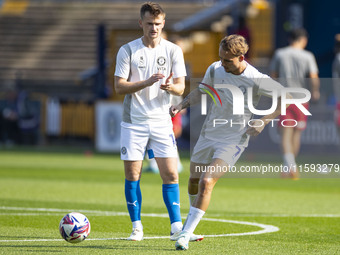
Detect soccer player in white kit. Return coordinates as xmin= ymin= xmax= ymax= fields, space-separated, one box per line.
xmin=170 ymin=35 xmax=290 ymax=250
xmin=114 ymin=2 xmax=202 ymax=242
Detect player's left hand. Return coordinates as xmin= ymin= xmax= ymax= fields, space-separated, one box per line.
xmin=160 ymin=72 xmax=174 ymax=92
xmin=169 ymin=104 xmax=182 ymax=117
xmin=246 ymin=119 xmax=265 ymax=136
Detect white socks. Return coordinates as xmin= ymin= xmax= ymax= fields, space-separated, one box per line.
xmin=283 ymin=153 xmax=297 ymax=172
xmin=182 ymin=206 xmax=205 ymax=234
xmin=133 ymin=220 xmax=182 ymax=234
xmin=171 ymin=221 xmax=183 ymax=234
xmin=132 ymin=220 xmax=143 ymax=230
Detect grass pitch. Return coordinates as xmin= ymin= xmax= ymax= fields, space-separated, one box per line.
xmin=0 ymin=149 xmax=339 ymax=254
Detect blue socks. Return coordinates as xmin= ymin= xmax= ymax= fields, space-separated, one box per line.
xmin=162 ymin=183 xmax=182 ymax=224
xmin=125 ymin=180 xmax=181 ymax=227
xmin=125 ymin=179 xmax=142 ymax=222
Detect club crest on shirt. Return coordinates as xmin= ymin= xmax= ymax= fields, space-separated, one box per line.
xmin=157 ymin=56 xmax=166 ymax=66
xmin=138 ymin=56 xmax=145 ymax=69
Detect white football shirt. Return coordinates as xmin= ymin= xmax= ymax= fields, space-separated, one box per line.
xmin=199 ymin=61 xmax=284 ymax=146
xmin=115 ymin=38 xmax=186 ymax=124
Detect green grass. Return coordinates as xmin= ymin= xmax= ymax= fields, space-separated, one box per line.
xmin=0 ymin=149 xmax=339 ymax=254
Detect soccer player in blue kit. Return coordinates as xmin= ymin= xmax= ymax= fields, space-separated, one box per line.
xmin=114 ymin=2 xmax=202 ymax=242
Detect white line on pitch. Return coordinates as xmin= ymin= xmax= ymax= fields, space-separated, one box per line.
xmin=206 ymin=213 xmax=340 ymax=218
xmin=0 ymin=206 xmax=339 ymax=218
xmin=0 ymin=206 xmax=279 ymax=243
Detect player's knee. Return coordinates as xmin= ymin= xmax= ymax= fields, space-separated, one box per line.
xmin=199 ymin=178 xmax=215 ymax=194
xmin=125 ymin=173 xmax=140 ymax=182
xmin=161 ymin=171 xmax=178 ymax=183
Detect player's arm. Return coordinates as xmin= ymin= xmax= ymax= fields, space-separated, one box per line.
xmin=309 ymin=72 xmax=320 ymax=101
xmin=114 ymin=74 xmax=165 ymax=95
xmin=246 ymin=93 xmax=292 ymax=136
xmin=170 ymin=88 xmax=201 ymax=117
xmin=160 ymin=73 xmax=185 ymax=96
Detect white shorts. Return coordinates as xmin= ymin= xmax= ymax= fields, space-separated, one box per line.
xmin=191 ymin=135 xmax=245 ymax=166
xmin=120 ymin=121 xmax=178 ymax=161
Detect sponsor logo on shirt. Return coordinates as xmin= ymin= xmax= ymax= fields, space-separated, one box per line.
xmin=138 ymin=56 xmax=146 ymax=69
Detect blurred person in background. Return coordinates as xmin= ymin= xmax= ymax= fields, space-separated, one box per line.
xmin=332 ymin=34 xmax=340 ymax=135
xmin=269 ymin=28 xmax=320 ymax=179
xmin=0 ymin=86 xmax=19 ymax=146
xmin=0 ymin=85 xmax=39 ymax=146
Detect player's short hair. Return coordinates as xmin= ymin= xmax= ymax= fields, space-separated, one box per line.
xmin=288 ymin=28 xmax=308 ymax=42
xmin=220 ymin=35 xmax=249 ymax=56
xmin=140 ymin=2 xmax=166 ymax=19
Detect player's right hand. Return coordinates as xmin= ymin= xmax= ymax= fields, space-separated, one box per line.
xmin=169 ymin=105 xmax=181 ymax=117
xmin=145 ymin=73 xmax=165 ymax=86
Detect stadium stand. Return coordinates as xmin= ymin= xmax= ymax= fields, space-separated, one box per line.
xmin=0 ymin=1 xmax=207 ymax=143
xmin=0 ymin=1 xmax=206 ymax=99
xmin=0 ymin=0 xmax=272 ymax=144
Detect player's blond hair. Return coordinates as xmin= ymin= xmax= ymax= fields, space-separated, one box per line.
xmin=140 ymin=2 xmax=166 ymax=19
xmin=220 ymin=35 xmax=249 ymax=56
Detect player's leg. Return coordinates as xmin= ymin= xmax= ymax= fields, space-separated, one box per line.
xmin=292 ymin=104 xmax=308 ymax=157
xmin=156 ymin=157 xmax=178 ymax=184
xmin=148 ymin=122 xmax=183 ymax=236
xmin=292 ymin=128 xmax=303 ymax=157
xmin=193 ymin=159 xmax=226 ymax=210
xmin=172 ymin=113 xmax=183 ymax=173
xmin=188 ymin=161 xmax=207 ymax=208
xmin=279 ymin=105 xmax=298 ymax=178
xmin=169 ymin=162 xmax=206 ymax=243
xmin=120 ymin=122 xmax=148 ymax=241
xmin=149 ymin=123 xmax=204 ymax=241
xmin=124 ymin=160 xmax=144 ymax=240
xmin=156 ymin=157 xmax=183 ymax=235
xmin=280 ymin=126 xmax=294 ymax=155
xmin=187 ymin=135 xmax=213 ymax=206
xmin=175 ymin=158 xmax=227 ymax=250
xmin=182 ymin=137 xmax=213 ymax=242
xmin=280 ymin=126 xmax=298 ymax=178
xmin=176 ymin=144 xmax=245 ymax=250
